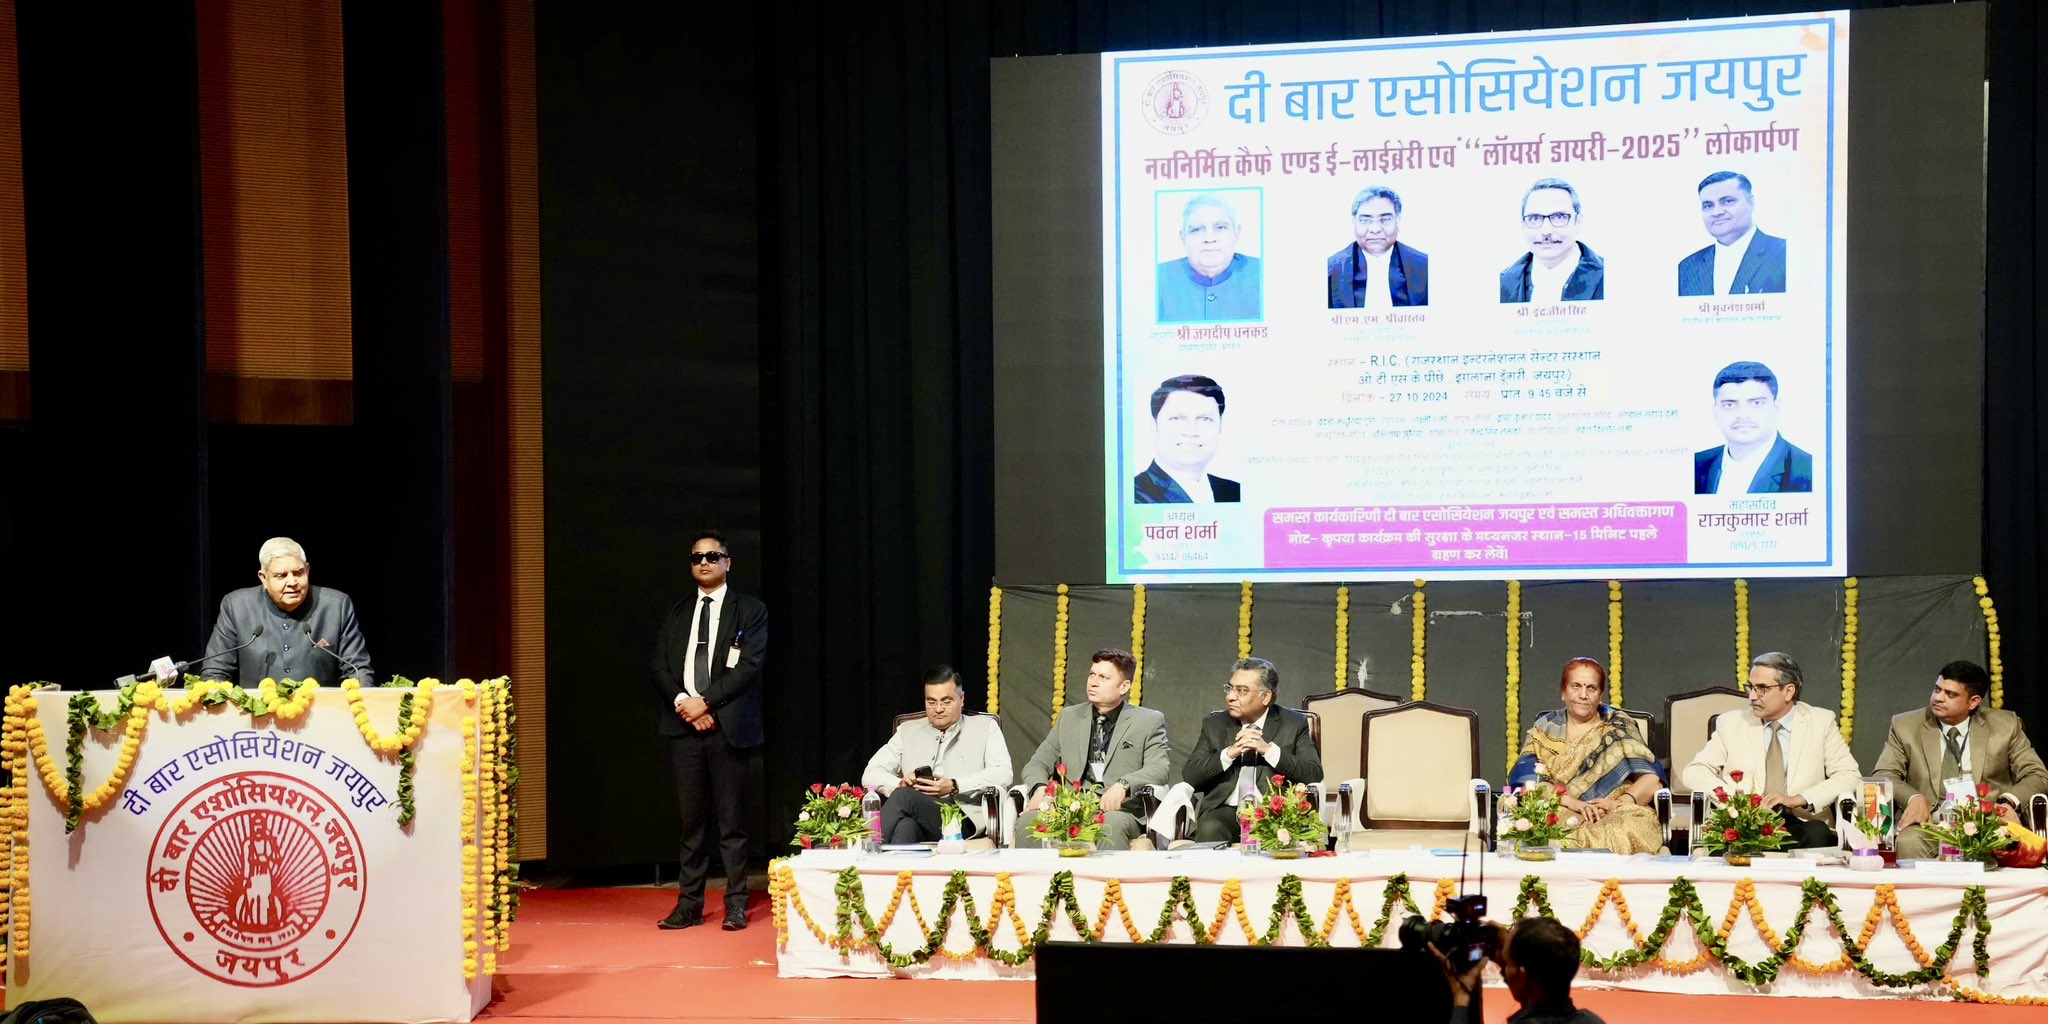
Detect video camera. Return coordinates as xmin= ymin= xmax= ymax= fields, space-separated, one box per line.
xmin=1396 ymin=818 xmax=1495 ymax=969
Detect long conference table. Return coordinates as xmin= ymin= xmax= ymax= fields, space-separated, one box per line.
xmin=771 ymin=846 xmax=2048 ymax=1003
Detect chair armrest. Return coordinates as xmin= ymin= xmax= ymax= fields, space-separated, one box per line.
xmin=2030 ymin=793 xmax=2048 ymax=832
xmin=1654 ymin=788 xmax=1672 ymax=846
xmin=964 ymin=786 xmax=1003 ymax=848
xmin=1137 ymin=783 xmax=1165 ymax=820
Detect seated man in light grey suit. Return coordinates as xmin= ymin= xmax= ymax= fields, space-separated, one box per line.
xmin=861 ymin=666 xmax=1013 ymax=842
xmin=1875 ymin=660 xmax=2048 ymax=859
xmin=1682 ymin=651 xmax=1861 ymax=848
xmin=1017 ymin=647 xmax=1171 ymax=849
xmin=199 ymin=536 xmax=375 ymax=686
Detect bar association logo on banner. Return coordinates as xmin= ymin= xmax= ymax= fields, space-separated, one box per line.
xmin=146 ymin=769 xmax=368 ymax=988
xmin=1142 ymin=70 xmax=1206 ymax=135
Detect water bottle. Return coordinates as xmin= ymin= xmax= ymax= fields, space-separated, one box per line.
xmin=1333 ymin=783 xmax=1354 ymax=854
xmin=862 ymin=788 xmax=884 ymax=852
xmin=1239 ymin=777 xmax=1262 ymax=853
xmin=1934 ymin=798 xmax=1959 ymax=861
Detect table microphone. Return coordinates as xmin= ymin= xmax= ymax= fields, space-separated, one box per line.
xmin=117 ymin=625 xmax=265 ymax=687
xmin=308 ymin=626 xmax=365 ymax=680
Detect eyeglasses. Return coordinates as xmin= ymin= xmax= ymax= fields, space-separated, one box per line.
xmin=1749 ymin=682 xmax=1788 ymax=694
xmin=687 ymin=551 xmax=729 ymax=565
xmin=1521 ymin=212 xmax=1575 ymax=228
xmin=1223 ymin=685 xmax=1263 ymax=698
xmin=1353 ymin=213 xmax=1398 ymax=228
xmin=925 ymin=696 xmax=959 ymax=708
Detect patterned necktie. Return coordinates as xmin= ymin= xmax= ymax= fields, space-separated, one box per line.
xmin=1089 ymin=714 xmax=1110 ymax=779
xmin=1941 ymin=726 xmax=1963 ymax=780
xmin=693 ymin=596 xmax=713 ymax=691
xmin=1764 ymin=721 xmax=1786 ymax=799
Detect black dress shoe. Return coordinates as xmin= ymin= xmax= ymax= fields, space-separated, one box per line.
xmin=658 ymin=907 xmax=704 ymax=930
xmin=721 ymin=907 xmax=748 ymax=931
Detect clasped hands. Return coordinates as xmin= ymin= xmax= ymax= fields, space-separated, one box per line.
xmin=675 ymin=695 xmax=716 ymax=732
xmin=1226 ymin=724 xmax=1274 ymax=761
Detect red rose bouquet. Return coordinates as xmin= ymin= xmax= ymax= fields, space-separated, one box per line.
xmin=1695 ymin=769 xmax=1795 ymax=858
xmin=1029 ymin=762 xmax=1106 ymax=846
xmin=790 ymin=781 xmax=870 ymax=849
xmin=1240 ymin=774 xmax=1324 ymax=852
xmin=1498 ymin=782 xmax=1575 ymax=849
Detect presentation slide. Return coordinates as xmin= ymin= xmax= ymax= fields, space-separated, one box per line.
xmin=1101 ymin=12 xmax=1849 ymax=584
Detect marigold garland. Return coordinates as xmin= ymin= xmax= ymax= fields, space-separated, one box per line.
xmin=1334 ymin=585 xmax=1351 ymax=692
xmin=491 ymin=679 xmax=518 ymax=951
xmin=986 ymin=586 xmax=1003 ymax=715
xmin=1237 ymin=580 xmax=1254 ymax=660
xmin=342 ymin=676 xmax=440 ymax=755
xmin=4 ymin=686 xmax=33 ymax=959
xmin=1130 ymin=584 xmax=1147 ymax=706
xmin=1504 ymin=581 xmax=1523 ymax=774
xmin=1409 ymin=579 xmax=1427 ymax=701
xmin=1050 ymin=584 xmax=1071 ymax=727
xmin=1606 ymin=581 xmax=1624 ymax=706
xmin=1734 ymin=579 xmax=1751 ymax=689
xmin=459 ymin=709 xmax=480 ymax=979
xmin=1839 ymin=578 xmax=1860 ymax=742
xmin=479 ymin=684 xmax=500 ymax=957
xmin=1974 ymin=576 xmax=2003 ymax=709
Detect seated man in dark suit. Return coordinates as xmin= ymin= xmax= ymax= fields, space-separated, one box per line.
xmin=1677 ymin=171 xmax=1787 ymax=296
xmin=1693 ymin=360 xmax=1813 ymax=494
xmin=1327 ymin=184 xmax=1429 ymax=308
xmin=1133 ymin=374 xmax=1241 ymax=503
xmin=199 ymin=536 xmax=374 ymax=686
xmin=1184 ymin=657 xmax=1322 ymax=842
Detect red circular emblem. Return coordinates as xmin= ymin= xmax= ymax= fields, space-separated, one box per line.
xmin=147 ymin=771 xmax=366 ymax=987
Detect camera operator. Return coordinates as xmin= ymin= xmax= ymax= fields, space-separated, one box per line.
xmin=1431 ymin=918 xmax=1606 ymax=1024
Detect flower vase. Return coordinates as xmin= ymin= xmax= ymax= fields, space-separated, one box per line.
xmin=1848 ymin=847 xmax=1884 ymax=871
xmin=1723 ymin=852 xmax=1753 ymax=866
xmin=1055 ymin=839 xmax=1094 ymax=858
xmin=1263 ymin=844 xmax=1306 ymax=860
xmin=934 ymin=823 xmax=967 ymax=855
xmin=1515 ymin=845 xmax=1558 ymax=862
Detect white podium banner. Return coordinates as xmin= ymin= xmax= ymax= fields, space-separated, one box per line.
xmin=6 ymin=684 xmax=504 ymax=1024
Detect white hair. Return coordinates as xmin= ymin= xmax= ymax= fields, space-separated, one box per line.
xmin=258 ymin=537 xmax=308 ymax=570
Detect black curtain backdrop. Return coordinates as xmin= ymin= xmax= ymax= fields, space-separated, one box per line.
xmin=531 ymin=0 xmax=2044 ymax=870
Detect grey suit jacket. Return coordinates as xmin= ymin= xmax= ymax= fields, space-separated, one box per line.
xmin=1873 ymin=707 xmax=2048 ymax=809
xmin=1019 ymin=702 xmax=1171 ymax=806
xmin=198 ymin=585 xmax=374 ymax=686
xmin=861 ymin=713 xmax=1014 ymax=834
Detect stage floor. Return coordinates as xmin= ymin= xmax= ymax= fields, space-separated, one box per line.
xmin=452 ymin=886 xmax=2048 ymax=1024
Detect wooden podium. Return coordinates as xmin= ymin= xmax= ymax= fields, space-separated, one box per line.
xmin=3 ymin=679 xmax=513 ymax=1023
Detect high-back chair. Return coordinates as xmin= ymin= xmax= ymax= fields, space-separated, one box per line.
xmin=1664 ymin=687 xmax=1749 ymax=797
xmin=1302 ymin=688 xmax=1405 ymax=783
xmin=1351 ymin=701 xmax=1489 ymax=850
xmin=889 ymin=711 xmax=1007 ymax=850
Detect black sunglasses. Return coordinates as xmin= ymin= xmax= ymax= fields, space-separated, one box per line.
xmin=687 ymin=551 xmax=729 ymax=565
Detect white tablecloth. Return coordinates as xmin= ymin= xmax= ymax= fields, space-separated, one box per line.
xmin=771 ymin=847 xmax=2048 ymax=1002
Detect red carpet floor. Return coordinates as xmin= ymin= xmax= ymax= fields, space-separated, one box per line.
xmin=470 ymin=886 xmax=2038 ymax=1023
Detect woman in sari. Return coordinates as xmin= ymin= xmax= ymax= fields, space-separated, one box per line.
xmin=1507 ymin=657 xmax=1666 ymax=854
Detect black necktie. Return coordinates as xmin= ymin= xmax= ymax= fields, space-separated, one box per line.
xmin=694 ymin=596 xmax=713 ymax=691
xmin=1090 ymin=714 xmax=1110 ymax=778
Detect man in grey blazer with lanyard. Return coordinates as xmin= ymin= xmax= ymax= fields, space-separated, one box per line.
xmin=1017 ymin=647 xmax=1171 ymax=850
xmin=1682 ymin=651 xmax=1861 ymax=848
xmin=1875 ymin=660 xmax=2048 ymax=858
xmin=1184 ymin=657 xmax=1322 ymax=843
xmin=649 ymin=529 xmax=768 ymax=932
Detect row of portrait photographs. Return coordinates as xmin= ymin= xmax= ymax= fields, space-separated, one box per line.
xmin=1130 ymin=360 xmax=1814 ymax=504
xmin=1150 ymin=171 xmax=1790 ymax=324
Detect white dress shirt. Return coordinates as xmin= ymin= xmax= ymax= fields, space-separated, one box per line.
xmin=1713 ymin=440 xmax=1772 ymax=495
xmin=1222 ymin=709 xmax=1284 ymax=804
xmin=674 ymin=584 xmax=727 ymax=706
xmin=1529 ymin=245 xmax=1578 ymax=303
xmin=1360 ymin=247 xmax=1393 ymax=310
xmin=1712 ymin=226 xmax=1757 ymax=296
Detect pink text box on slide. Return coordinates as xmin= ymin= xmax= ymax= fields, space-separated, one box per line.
xmin=1264 ymin=502 xmax=1688 ymax=569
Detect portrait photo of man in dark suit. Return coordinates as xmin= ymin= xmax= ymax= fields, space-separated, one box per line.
xmin=1693 ymin=361 xmax=1813 ymax=494
xmin=1677 ymin=171 xmax=1787 ymax=296
xmin=1327 ymin=184 xmax=1428 ymax=308
xmin=1500 ymin=178 xmax=1605 ymax=303
xmin=1132 ymin=374 xmax=1240 ymax=504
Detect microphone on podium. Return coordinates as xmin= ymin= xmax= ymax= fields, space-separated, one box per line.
xmin=308 ymin=625 xmax=365 ymax=681
xmin=117 ymin=625 xmax=265 ymax=687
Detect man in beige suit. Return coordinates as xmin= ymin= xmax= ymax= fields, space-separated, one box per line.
xmin=861 ymin=666 xmax=1013 ymax=842
xmin=1018 ymin=648 xmax=1172 ymax=849
xmin=1875 ymin=660 xmax=2048 ymax=859
xmin=1682 ymin=652 xmax=1861 ymax=847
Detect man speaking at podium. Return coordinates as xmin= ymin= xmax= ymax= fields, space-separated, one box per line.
xmin=198 ymin=537 xmax=375 ymax=686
